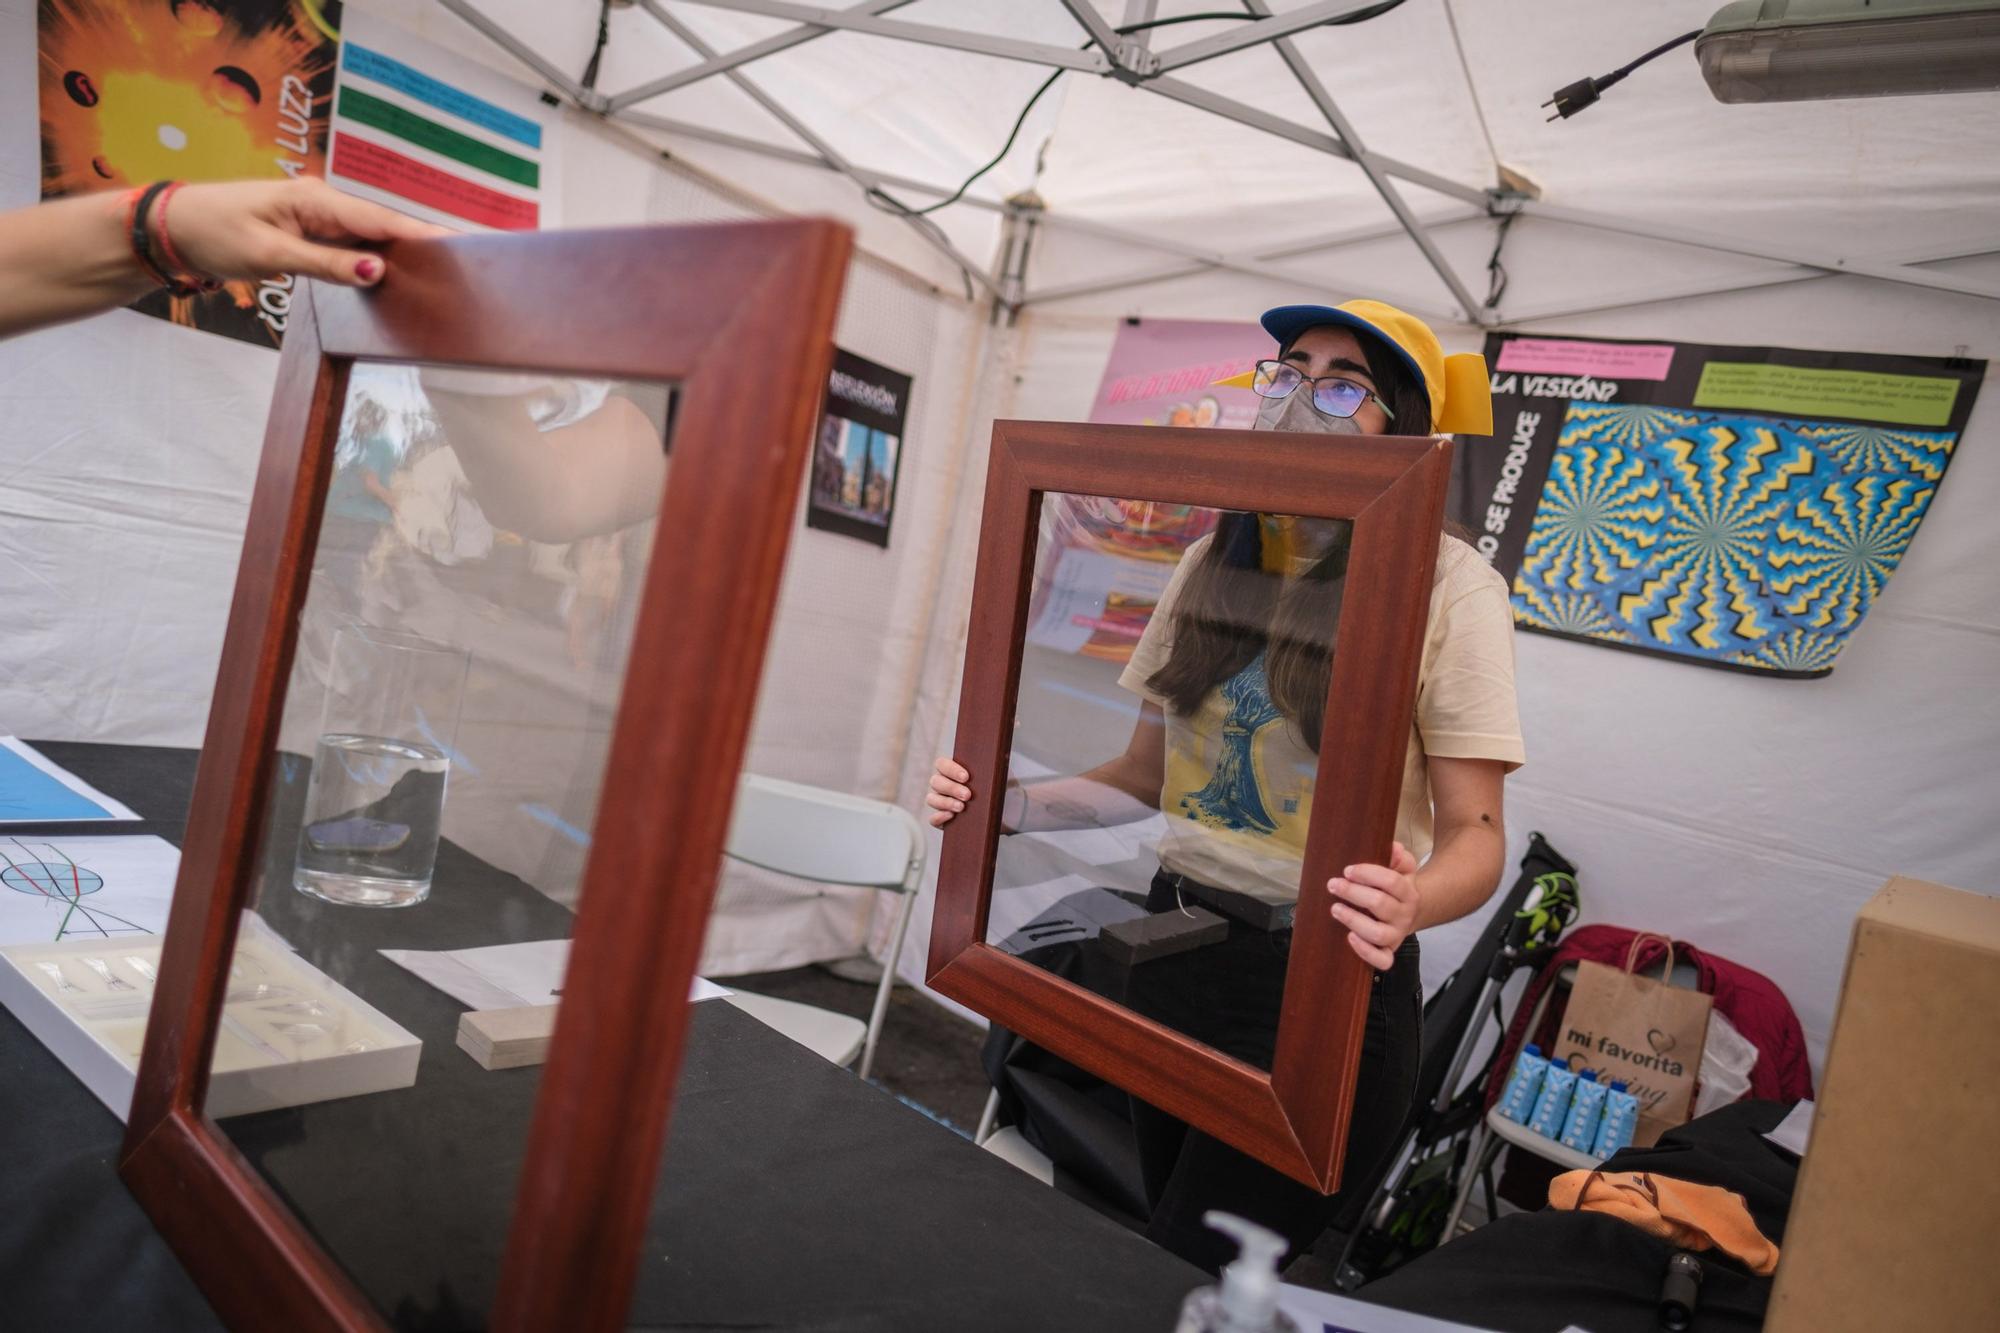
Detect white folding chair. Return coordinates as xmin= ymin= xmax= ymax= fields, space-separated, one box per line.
xmin=723 ymin=774 xmax=926 ymax=1081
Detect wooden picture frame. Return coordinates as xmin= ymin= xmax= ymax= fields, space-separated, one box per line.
xmin=926 ymin=420 xmax=1451 ymax=1193
xmin=120 ymin=220 xmax=852 ymax=1333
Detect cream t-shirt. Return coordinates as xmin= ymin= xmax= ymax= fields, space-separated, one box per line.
xmin=1118 ymin=532 xmax=1524 ymax=904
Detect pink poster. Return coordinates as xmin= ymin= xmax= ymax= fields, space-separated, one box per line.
xmin=1031 ymin=320 xmax=1270 ymax=663
xmin=1495 ymin=337 xmax=1677 ymax=381
xmin=1085 ymin=317 xmax=1270 ymax=428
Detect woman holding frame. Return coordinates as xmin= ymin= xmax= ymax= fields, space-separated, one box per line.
xmin=929 ymin=300 xmax=1525 ymax=1270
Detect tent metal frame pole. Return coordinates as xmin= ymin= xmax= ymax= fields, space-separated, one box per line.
xmin=1140 ymin=76 xmax=1491 ymax=208
xmin=1150 ymin=1 xmax=1399 ymax=73
xmin=665 ymin=0 xmax=1111 ymax=72
xmin=436 ymin=0 xmax=592 ymax=105
xmin=1243 ymin=0 xmax=1488 ymax=325
xmin=605 ymin=0 xmax=916 ymax=113
xmin=1496 ymin=241 xmax=2000 ymax=326
xmin=1057 ymin=0 xmax=1125 ymax=59
xmin=638 ymin=1 xmax=1004 ymax=300
xmin=1515 ymin=200 xmax=2000 ymax=304
xmin=444 ymin=1 xmax=2000 ymax=315
xmin=1024 ymin=209 xmax=1458 ymax=325
xmin=1022 ymin=212 xmax=1487 ymax=307
xmin=1120 ymin=1 xmax=1162 ymax=33
xmin=619 ymin=109 xmax=1008 ymax=214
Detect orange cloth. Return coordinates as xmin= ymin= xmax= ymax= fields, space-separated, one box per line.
xmin=1549 ymin=1170 xmax=1781 ymax=1277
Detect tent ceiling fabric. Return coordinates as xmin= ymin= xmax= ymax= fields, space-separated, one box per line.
xmin=438 ymin=0 xmax=2000 ymax=324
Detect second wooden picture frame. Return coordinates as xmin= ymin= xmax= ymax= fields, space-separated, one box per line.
xmin=927 ymin=419 xmax=1452 ymax=1193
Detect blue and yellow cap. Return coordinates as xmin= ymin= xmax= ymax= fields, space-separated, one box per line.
xmin=1216 ymin=299 xmax=1492 ymax=436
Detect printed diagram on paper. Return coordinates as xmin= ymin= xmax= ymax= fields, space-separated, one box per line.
xmin=0 ymin=836 xmax=179 ymax=946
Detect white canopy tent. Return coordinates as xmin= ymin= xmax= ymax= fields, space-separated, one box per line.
xmin=2 ymin=0 xmax=1996 ymax=1079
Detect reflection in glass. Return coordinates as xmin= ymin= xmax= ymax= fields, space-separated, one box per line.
xmin=986 ymin=496 xmax=1350 ymax=1073
xmin=203 ymin=361 xmax=674 ymax=1329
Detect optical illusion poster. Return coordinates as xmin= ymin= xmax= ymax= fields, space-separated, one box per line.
xmin=36 ymin=2 xmax=554 ymax=348
xmin=1453 ymin=335 xmax=1985 ymax=678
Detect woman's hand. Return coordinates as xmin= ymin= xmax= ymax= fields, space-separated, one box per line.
xmin=1328 ymin=841 xmax=1421 ymax=971
xmin=167 ymin=177 xmax=449 ymax=287
xmin=925 ymin=757 xmax=973 ymax=828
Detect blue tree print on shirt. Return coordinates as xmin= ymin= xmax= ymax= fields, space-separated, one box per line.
xmin=1181 ymin=656 xmax=1284 ymax=835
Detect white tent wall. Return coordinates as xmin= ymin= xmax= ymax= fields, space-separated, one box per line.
xmin=5 ymin=0 xmax=1998 ymax=1063
xmin=936 ymin=212 xmax=2000 ymax=1075
xmin=0 ymin=0 xmax=989 ymax=981
xmin=0 ymin=1 xmax=281 ymax=745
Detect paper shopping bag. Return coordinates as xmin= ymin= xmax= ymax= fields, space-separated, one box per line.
xmin=1552 ymin=935 xmax=1712 ymax=1146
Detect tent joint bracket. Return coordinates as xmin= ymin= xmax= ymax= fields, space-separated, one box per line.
xmin=1108 ymin=40 xmax=1162 ymax=83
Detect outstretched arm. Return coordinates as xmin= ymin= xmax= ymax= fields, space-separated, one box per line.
xmin=426 ymin=389 xmax=666 ymax=545
xmin=0 ymin=178 xmax=446 ymax=340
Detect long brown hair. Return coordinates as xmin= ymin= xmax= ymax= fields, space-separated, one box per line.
xmin=1145 ymin=326 xmax=1437 ymax=751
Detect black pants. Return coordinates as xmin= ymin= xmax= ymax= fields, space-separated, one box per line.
xmin=1124 ymin=869 xmax=1423 ymax=1273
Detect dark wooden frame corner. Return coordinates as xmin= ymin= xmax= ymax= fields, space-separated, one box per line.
xmin=926 ymin=420 xmax=1452 ymax=1193
xmin=120 ymin=220 xmax=852 ymax=1333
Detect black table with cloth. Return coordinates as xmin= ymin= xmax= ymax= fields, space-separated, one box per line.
xmin=0 ymin=743 xmax=1207 ymax=1333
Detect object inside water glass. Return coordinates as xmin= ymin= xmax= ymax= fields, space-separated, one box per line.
xmin=293 ymin=625 xmax=466 ymax=909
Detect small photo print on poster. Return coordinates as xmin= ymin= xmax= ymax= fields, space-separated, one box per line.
xmin=808 ymin=350 xmax=913 ymax=548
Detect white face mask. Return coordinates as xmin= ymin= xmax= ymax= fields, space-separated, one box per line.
xmin=1253 ymin=383 xmax=1365 ymax=435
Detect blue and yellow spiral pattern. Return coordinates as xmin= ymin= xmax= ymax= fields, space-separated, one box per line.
xmin=1512 ymin=403 xmax=1955 ymax=673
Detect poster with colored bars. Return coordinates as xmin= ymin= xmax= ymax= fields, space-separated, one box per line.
xmin=330 ymin=7 xmax=556 ymax=233
xmin=37 ymin=0 xmax=344 ymax=347
xmin=1452 ymin=335 xmax=1985 ymax=678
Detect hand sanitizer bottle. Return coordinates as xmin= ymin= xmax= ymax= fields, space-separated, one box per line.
xmin=1172 ymin=1212 xmax=1302 ymax=1333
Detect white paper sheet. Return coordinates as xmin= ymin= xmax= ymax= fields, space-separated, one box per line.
xmin=382 ymin=938 xmax=728 ymax=1009
xmin=1277 ymin=1281 xmax=1505 ymax=1332
xmin=1763 ymin=1099 xmax=1815 ymax=1157
xmin=0 ymin=834 xmax=178 ymax=946
xmin=0 ymin=737 xmax=140 ymax=823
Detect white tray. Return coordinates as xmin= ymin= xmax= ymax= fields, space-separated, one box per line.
xmin=0 ymin=918 xmax=421 ymax=1121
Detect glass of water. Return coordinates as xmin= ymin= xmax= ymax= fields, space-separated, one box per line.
xmin=294 ymin=625 xmax=469 ymax=908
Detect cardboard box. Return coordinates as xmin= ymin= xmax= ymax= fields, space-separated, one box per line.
xmin=0 ymin=920 xmax=420 ymax=1121
xmin=1765 ymin=876 xmax=2000 ymax=1332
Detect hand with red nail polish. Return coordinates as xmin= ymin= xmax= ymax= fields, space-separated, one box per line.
xmin=164 ymin=177 xmax=451 ymax=289
xmin=1 ymin=177 xmax=457 ymax=339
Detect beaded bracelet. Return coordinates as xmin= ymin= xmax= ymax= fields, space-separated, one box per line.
xmin=124 ymin=182 xmax=179 ymax=290
xmin=150 ymin=181 xmax=223 ymax=294
xmin=126 ymin=180 xmax=222 ymax=296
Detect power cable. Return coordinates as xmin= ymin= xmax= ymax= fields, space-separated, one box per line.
xmin=1483 ymin=207 xmax=1517 ymax=310
xmin=1543 ymin=29 xmax=1701 ymax=121
xmin=864 ymin=4 xmax=1408 ymax=222
xmin=581 ymin=0 xmax=613 ymax=91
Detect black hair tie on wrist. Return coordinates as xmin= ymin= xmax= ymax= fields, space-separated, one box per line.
xmin=130 ymin=180 xmax=200 ymax=297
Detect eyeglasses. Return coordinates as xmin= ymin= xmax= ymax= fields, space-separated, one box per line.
xmin=1251 ymin=360 xmax=1390 ymax=421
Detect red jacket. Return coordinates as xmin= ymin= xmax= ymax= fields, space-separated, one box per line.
xmin=1483 ymin=924 xmax=1814 ymax=1113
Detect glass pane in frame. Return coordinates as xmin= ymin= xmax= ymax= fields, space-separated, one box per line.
xmin=197 ymin=361 xmax=676 ymax=1329
xmin=985 ymin=491 xmax=1354 ymax=1074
